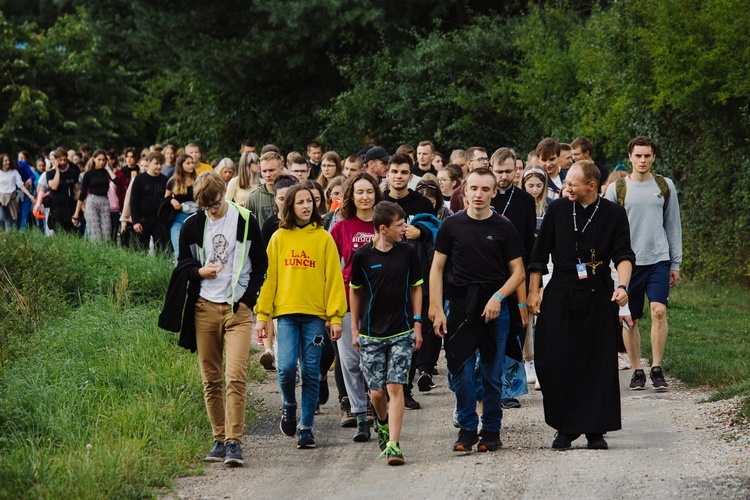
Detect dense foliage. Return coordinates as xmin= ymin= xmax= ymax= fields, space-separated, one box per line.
xmin=1 ymin=0 xmax=749 ymax=284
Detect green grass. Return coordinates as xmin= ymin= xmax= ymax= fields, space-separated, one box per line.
xmin=638 ymin=281 xmax=750 ymax=420
xmin=0 ymin=231 xmax=265 ymax=499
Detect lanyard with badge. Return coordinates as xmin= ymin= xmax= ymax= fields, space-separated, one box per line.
xmin=573 ymin=197 xmax=601 ymax=280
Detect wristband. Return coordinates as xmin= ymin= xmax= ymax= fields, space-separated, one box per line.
xmin=493 ymin=292 xmax=504 ymax=301
xmin=518 ymin=303 xmax=527 ymax=308
xmin=413 ymin=315 xmax=422 ymax=322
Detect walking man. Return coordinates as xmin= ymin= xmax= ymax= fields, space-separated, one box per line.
xmin=160 ymin=171 xmax=268 ymax=466
xmin=528 ymin=160 xmax=635 ymax=450
xmin=605 ymin=136 xmax=682 ymax=391
xmin=429 ymin=168 xmax=526 ymax=452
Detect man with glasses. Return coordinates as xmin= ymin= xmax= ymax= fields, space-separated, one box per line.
xmin=489 ymin=147 xmax=537 ymax=409
xmin=289 ymin=156 xmax=311 ymax=183
xmin=161 ymin=171 xmax=267 ymax=467
xmin=465 ymin=147 xmax=490 ymax=171
xmin=245 ymin=151 xmax=284 ymax=228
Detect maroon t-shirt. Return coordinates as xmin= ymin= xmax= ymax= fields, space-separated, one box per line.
xmin=330 ymin=216 xmax=376 ymax=308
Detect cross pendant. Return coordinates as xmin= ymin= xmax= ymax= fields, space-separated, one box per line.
xmin=585 ymin=249 xmax=603 ymax=275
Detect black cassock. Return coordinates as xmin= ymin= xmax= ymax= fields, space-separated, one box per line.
xmin=529 ymin=197 xmax=635 ymax=434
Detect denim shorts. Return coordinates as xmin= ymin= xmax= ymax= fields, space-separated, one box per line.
xmin=629 ymin=260 xmax=671 ymax=320
xmin=358 ymin=332 xmax=414 ymax=392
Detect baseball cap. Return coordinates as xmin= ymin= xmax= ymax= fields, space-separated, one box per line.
xmin=364 ymin=146 xmax=390 ymax=163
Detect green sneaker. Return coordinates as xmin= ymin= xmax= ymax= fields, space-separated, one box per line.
xmin=375 ymin=420 xmax=390 ymax=451
xmin=377 ymin=440 xmax=404 ymax=466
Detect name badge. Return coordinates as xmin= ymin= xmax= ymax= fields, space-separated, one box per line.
xmin=576 ymin=263 xmax=588 ymax=280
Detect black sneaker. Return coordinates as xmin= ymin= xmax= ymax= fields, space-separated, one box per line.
xmin=340 ymin=397 xmax=356 ymax=427
xmin=453 ymin=429 xmax=479 ymax=452
xmin=404 ymin=392 xmax=421 ymax=410
xmin=417 ymin=371 xmax=433 ymax=392
xmin=586 ymin=433 xmax=608 ymax=450
xmin=280 ymin=404 xmax=297 ymax=437
xmin=223 ymin=441 xmax=244 ymax=466
xmin=629 ymin=369 xmax=646 ymax=390
xmin=501 ymin=398 xmax=522 ymax=409
xmin=650 ymin=366 xmax=669 ymax=391
xmin=204 ymin=440 xmax=225 ymax=462
xmin=477 ymin=431 xmax=502 ymax=452
xmin=318 ymin=376 xmax=330 ymax=405
xmin=552 ymin=432 xmax=580 ymax=450
xmin=297 ymin=428 xmax=315 ymax=449
xmin=353 ymin=419 xmax=371 ymax=442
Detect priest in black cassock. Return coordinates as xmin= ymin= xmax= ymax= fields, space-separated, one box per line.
xmin=527 ymin=160 xmax=635 ymax=450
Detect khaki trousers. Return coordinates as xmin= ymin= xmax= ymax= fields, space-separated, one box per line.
xmin=194 ymin=297 xmax=253 ymax=443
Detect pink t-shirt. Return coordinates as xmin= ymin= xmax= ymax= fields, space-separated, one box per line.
xmin=330 ymin=216 xmax=376 ymax=308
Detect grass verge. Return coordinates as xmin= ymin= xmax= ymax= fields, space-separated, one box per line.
xmin=0 ymin=231 xmax=264 ymax=498
xmin=638 ymin=281 xmax=750 ymax=420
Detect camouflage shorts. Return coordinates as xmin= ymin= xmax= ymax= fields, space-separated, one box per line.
xmin=358 ymin=332 xmax=415 ymax=392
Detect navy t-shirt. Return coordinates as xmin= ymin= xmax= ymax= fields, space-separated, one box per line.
xmin=350 ymin=242 xmax=423 ymax=337
xmin=434 ymin=211 xmax=525 ymax=289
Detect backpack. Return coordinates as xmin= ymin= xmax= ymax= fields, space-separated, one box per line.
xmin=615 ymin=174 xmax=670 ymax=214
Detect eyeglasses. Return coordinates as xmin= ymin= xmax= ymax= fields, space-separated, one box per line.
xmin=473 ymin=157 xmax=489 ymax=163
xmin=321 ymin=163 xmax=337 ymax=169
xmin=201 ymin=198 xmax=223 ymax=210
xmin=493 ymin=169 xmax=515 ymax=176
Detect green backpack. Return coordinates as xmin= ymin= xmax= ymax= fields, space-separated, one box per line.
xmin=615 ymin=174 xmax=670 ymax=214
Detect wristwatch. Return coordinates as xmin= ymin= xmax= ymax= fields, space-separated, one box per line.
xmin=618 ymin=285 xmax=630 ymax=295
xmin=413 ymin=315 xmax=422 ymax=323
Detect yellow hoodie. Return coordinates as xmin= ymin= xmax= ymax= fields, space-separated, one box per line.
xmin=256 ymin=223 xmax=347 ymax=325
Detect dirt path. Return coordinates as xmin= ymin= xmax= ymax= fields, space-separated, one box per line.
xmin=169 ymin=360 xmax=749 ymax=499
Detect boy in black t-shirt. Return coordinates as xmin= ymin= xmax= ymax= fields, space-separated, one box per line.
xmin=350 ymin=202 xmax=423 ymax=466
xmin=129 ymin=152 xmax=168 ymax=252
xmin=429 ymin=168 xmax=526 ymax=453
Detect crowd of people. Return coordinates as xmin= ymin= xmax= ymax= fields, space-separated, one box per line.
xmin=2 ymin=134 xmax=682 ymax=467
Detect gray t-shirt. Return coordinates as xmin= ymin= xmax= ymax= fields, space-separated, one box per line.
xmin=604 ymin=175 xmax=682 ymax=270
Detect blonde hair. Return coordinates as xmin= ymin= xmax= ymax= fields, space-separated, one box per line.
xmin=237 ymin=152 xmax=260 ymax=189
xmin=215 ymin=158 xmax=236 ymax=175
xmin=523 ymin=164 xmax=548 ymax=217
xmin=193 ymin=171 xmax=225 ymax=207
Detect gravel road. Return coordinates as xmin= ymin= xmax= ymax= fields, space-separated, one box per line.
xmin=167 ymin=359 xmax=749 ymax=499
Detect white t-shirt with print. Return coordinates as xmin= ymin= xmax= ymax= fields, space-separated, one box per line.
xmin=200 ymin=204 xmax=239 ymax=303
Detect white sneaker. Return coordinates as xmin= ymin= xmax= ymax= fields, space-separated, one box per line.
xmin=618 ymin=352 xmax=632 ymax=370
xmin=524 ymin=361 xmax=537 ymax=384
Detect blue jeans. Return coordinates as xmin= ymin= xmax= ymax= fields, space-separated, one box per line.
xmin=20 ymin=195 xmax=33 ymax=229
xmin=171 ymin=212 xmax=189 ymax=256
xmin=453 ymin=303 xmax=510 ymax=433
xmin=276 ymin=314 xmax=326 ymax=430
